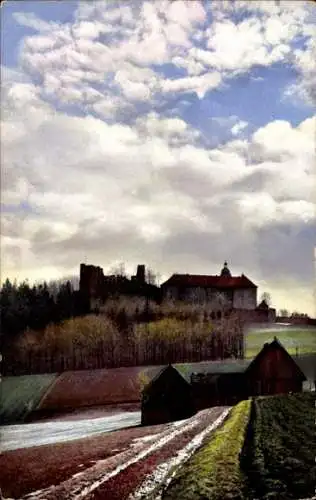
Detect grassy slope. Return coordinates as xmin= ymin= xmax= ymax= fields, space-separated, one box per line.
xmin=0 ymin=373 xmax=57 ymax=425
xmin=243 ymin=392 xmax=316 ymax=500
xmin=245 ymin=327 xmax=316 ymax=358
xmin=162 ymin=400 xmax=251 ymax=500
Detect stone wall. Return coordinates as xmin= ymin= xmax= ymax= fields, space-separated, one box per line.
xmin=233 ymin=288 xmax=257 ymax=310
xmin=276 ymin=316 xmax=316 ymax=326
xmin=235 ymin=307 xmax=276 ymax=323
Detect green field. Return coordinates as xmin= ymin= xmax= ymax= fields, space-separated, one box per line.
xmin=245 ymin=326 xmax=316 ymax=358
xmin=162 ymin=400 xmax=251 ymax=500
xmin=163 ymin=393 xmax=315 ymax=500
xmin=0 ymin=374 xmax=57 ymax=425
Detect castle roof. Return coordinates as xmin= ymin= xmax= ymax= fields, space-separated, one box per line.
xmin=161 ymin=273 xmax=257 ymax=289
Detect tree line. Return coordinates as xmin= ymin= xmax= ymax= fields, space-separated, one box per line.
xmin=4 ymin=313 xmax=245 ymax=376
xmin=1 ymin=278 xmax=245 ymax=375
xmin=0 ymin=278 xmax=90 ymax=347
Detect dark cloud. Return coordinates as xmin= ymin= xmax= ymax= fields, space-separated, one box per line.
xmin=254 ymin=219 xmax=316 ymax=285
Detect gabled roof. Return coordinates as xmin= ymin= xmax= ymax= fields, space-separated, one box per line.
xmin=245 ymin=337 xmax=307 ymax=381
xmin=161 ymin=274 xmax=257 ymax=289
xmin=142 ymin=364 xmax=190 ymax=394
xmin=257 ymin=299 xmax=269 ymax=309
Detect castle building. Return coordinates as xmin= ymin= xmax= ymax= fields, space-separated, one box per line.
xmin=79 ymin=263 xmax=160 ymax=306
xmin=160 ymin=262 xmax=257 ymax=309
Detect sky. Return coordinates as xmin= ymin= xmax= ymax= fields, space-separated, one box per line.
xmin=1 ymin=0 xmax=316 ymax=316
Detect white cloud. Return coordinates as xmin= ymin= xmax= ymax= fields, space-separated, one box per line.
xmin=1 ymin=0 xmax=315 ymax=315
xmin=231 ymin=120 xmax=248 ymax=136
xmin=11 ymin=0 xmax=314 ymax=114
xmin=291 ymin=37 xmax=316 ymax=106
xmin=2 ymin=71 xmax=315 ymax=302
xmin=161 ymin=72 xmax=222 ymax=99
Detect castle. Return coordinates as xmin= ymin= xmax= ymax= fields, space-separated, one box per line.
xmin=79 ymin=262 xmax=276 ymax=322
xmin=161 ymin=261 xmax=257 ymax=309
xmin=79 ymin=263 xmax=160 ymax=306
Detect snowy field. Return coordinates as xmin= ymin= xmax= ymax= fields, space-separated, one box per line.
xmin=0 ymin=411 xmax=141 ymax=452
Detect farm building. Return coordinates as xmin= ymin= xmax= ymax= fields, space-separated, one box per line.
xmin=141 ymin=338 xmax=307 ymax=425
xmin=141 ymin=364 xmax=194 ymax=426
xmin=245 ymin=337 xmax=307 ymax=395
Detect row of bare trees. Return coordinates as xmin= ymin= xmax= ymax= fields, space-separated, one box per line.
xmin=4 ymin=301 xmax=245 ymax=375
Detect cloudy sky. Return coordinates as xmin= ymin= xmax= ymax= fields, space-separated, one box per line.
xmin=1 ymin=0 xmax=316 ymax=315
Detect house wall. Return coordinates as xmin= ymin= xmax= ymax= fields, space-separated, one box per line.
xmin=163 ymin=285 xmax=258 ymax=310
xmin=163 ymin=286 xmax=179 ymax=301
xmin=233 ymin=288 xmax=257 ymax=310
xmin=141 ymin=368 xmax=194 ymax=426
xmin=184 ymin=287 xmax=207 ymax=303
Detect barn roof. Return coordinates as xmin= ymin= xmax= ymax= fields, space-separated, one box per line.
xmin=161 ymin=274 xmax=257 ymax=289
xmin=175 ymin=359 xmax=250 ymax=382
xmin=142 ymin=364 xmax=191 ymax=395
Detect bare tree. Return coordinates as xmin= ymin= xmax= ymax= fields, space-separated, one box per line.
xmin=279 ymin=308 xmax=289 ymax=317
xmin=109 ymin=262 xmax=127 ymax=278
xmin=260 ymin=292 xmax=272 ymax=306
xmin=146 ymin=268 xmax=157 ymax=285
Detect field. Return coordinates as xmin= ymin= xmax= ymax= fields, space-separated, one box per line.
xmin=34 ymin=365 xmax=163 ymax=416
xmin=245 ymin=326 xmax=316 ymax=357
xmin=243 ymin=392 xmax=316 ymax=500
xmin=0 ymin=394 xmax=314 ymax=499
xmin=162 ymin=393 xmax=315 ymax=500
xmin=161 ymin=400 xmax=251 ymax=500
xmin=0 ymin=407 xmax=229 ymax=499
xmin=0 ymin=373 xmax=57 ymax=425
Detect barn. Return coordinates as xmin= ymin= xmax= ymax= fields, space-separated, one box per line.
xmin=141 ymin=338 xmax=307 ymax=425
xmin=244 ymin=337 xmax=307 ymax=396
xmin=141 ymin=364 xmax=194 ymax=426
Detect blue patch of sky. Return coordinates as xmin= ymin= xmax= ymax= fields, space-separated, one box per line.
xmin=2 ymin=1 xmax=77 ymax=67
xmin=291 ymin=35 xmax=312 ymax=51
xmin=1 ymin=201 xmax=36 ymax=214
xmin=152 ymin=63 xmax=187 ymax=80
xmin=176 ymin=63 xmax=313 ymax=141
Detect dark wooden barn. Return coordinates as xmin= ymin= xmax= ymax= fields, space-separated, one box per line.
xmin=141 ymin=338 xmax=307 ymax=425
xmin=141 ymin=364 xmax=194 ymax=426
xmin=244 ymin=337 xmax=307 ymax=396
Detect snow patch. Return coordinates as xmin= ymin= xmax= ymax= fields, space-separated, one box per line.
xmin=72 ymin=411 xmax=207 ymax=499
xmin=128 ymin=408 xmax=231 ymax=499
xmin=171 ymin=418 xmax=190 ymax=427
xmin=132 ymin=434 xmax=163 ymax=445
xmin=18 ymin=409 xmax=226 ymax=500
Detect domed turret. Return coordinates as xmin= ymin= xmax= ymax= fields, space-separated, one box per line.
xmin=220 ymin=261 xmax=231 ymax=277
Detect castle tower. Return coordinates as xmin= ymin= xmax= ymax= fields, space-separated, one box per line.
xmin=79 ymin=263 xmax=104 ymax=298
xmin=220 ymin=261 xmax=231 ymax=277
xmin=136 ymin=264 xmax=145 ymax=283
